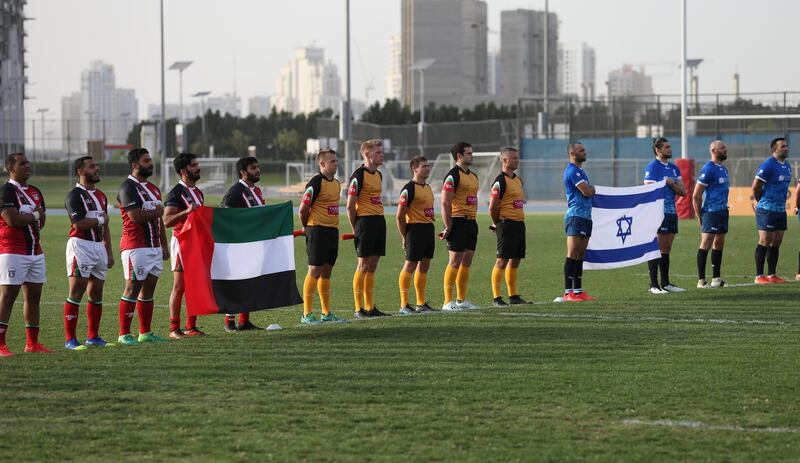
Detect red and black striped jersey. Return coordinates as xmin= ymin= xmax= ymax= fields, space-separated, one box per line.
xmin=222 ymin=180 xmax=264 ymax=208
xmin=65 ymin=184 xmax=108 ymax=242
xmin=0 ymin=180 xmax=45 ymax=255
xmin=117 ymin=175 xmax=163 ymax=251
xmin=165 ymin=181 xmax=204 ymax=237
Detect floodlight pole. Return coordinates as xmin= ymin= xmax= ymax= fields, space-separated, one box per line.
xmin=159 ymin=0 xmax=168 ymax=190
xmin=341 ymin=0 xmax=353 ymax=174
xmin=680 ymin=0 xmax=688 ymax=159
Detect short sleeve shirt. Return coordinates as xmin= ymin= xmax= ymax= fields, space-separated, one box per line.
xmin=563 ymin=163 xmax=592 ymax=220
xmin=696 ymin=161 xmax=729 ymax=213
xmin=644 ymin=159 xmax=682 ymax=214
xmin=754 ymin=156 xmax=792 ymax=212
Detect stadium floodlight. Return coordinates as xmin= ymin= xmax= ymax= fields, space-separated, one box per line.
xmin=410 ymin=59 xmax=436 ymax=155
xmin=169 ymin=61 xmax=193 ymax=124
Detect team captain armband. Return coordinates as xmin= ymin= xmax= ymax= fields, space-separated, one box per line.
xmin=490 ymin=181 xmax=501 ymax=198
xmin=302 ymin=186 xmax=314 ymax=205
xmin=398 ymin=189 xmax=409 ymax=206
xmin=347 ymin=178 xmax=359 ymax=196
xmin=442 ymin=175 xmax=455 ymax=192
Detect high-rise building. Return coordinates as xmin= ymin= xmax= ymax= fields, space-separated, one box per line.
xmin=499 ymin=9 xmax=558 ymax=98
xmin=385 ymin=35 xmax=402 ymax=101
xmin=558 ymin=42 xmax=596 ymax=100
xmin=206 ymin=93 xmax=242 ymax=117
xmin=401 ymin=0 xmax=488 ymax=109
xmin=608 ymin=64 xmax=653 ymax=97
xmin=61 ymin=93 xmax=82 ymax=154
xmin=248 ymin=96 xmax=272 ymax=118
xmin=487 ymin=48 xmax=501 ymax=96
xmin=273 ymin=46 xmax=342 ymax=115
xmin=146 ymin=103 xmax=182 ymax=121
xmin=0 ymin=0 xmax=26 ymax=156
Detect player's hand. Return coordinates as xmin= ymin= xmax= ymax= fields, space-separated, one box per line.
xmin=489 ymin=224 xmax=497 ymax=233
xmin=154 ymin=203 xmax=165 ymax=216
xmin=107 ymin=253 xmax=115 ymax=269
xmin=162 ymin=246 xmax=169 ymax=261
xmin=665 ymin=178 xmax=675 ymax=186
xmin=187 ymin=203 xmax=198 ymax=214
xmin=439 ymin=228 xmax=450 ymax=240
xmin=794 ymin=207 xmax=799 ymax=216
xmin=401 ymin=237 xmax=406 ymax=249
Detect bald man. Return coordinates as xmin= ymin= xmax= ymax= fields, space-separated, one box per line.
xmin=692 ymin=141 xmax=729 ymax=288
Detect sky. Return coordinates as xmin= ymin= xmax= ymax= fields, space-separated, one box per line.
xmin=23 ymin=0 xmax=800 ymax=124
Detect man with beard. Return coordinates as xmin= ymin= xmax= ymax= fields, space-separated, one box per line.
xmin=163 ymin=153 xmax=206 ymax=338
xmin=562 ymin=143 xmax=596 ymax=302
xmin=116 ymin=148 xmax=169 ymax=345
xmin=693 ymin=141 xmax=730 ymax=288
xmin=63 ymin=156 xmax=115 ymax=350
xmin=752 ymin=137 xmax=792 ymax=284
xmin=643 ymin=137 xmax=686 ymax=294
xmin=220 ymin=156 xmax=264 ymax=331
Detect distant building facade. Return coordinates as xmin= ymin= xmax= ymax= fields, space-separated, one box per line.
xmin=558 ymin=42 xmax=596 ymax=100
xmin=0 ymin=0 xmax=26 ymax=156
xmin=274 ymin=46 xmax=342 ymax=115
xmin=608 ymin=64 xmax=654 ymax=97
xmin=499 ymin=9 xmax=559 ymax=99
xmin=248 ymin=96 xmax=272 ymax=118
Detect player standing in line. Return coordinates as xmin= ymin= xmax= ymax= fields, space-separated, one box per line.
xmin=692 ymin=141 xmax=729 ymax=289
xmin=220 ymin=156 xmax=265 ymax=330
xmin=396 ymin=155 xmax=436 ymax=314
xmin=299 ymin=149 xmax=345 ymax=324
xmin=347 ymin=139 xmax=389 ymax=319
xmin=63 ymin=156 xmax=115 ymax=350
xmin=752 ymin=137 xmax=792 ymax=284
xmin=0 ymin=153 xmax=52 ymax=356
xmin=643 ymin=137 xmax=686 ymax=294
xmin=116 ymin=148 xmax=169 ymax=345
xmin=562 ymin=143 xmax=596 ymax=302
xmin=489 ymin=147 xmax=528 ymax=306
xmin=440 ymin=142 xmax=480 ymax=311
xmin=163 ymin=152 xmax=206 ymax=338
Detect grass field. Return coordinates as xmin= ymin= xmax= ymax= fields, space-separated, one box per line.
xmin=2 ymin=206 xmax=800 ymax=461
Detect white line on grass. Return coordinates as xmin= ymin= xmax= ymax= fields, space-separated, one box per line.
xmin=623 ymin=418 xmax=800 ymax=434
xmin=499 ymin=312 xmax=790 ymax=326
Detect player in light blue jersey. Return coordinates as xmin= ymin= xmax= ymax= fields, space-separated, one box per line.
xmin=643 ymin=137 xmax=686 ymax=294
xmin=692 ymin=140 xmax=729 ymax=288
xmin=752 ymin=137 xmax=791 ymax=284
xmin=561 ymin=142 xmax=595 ymax=302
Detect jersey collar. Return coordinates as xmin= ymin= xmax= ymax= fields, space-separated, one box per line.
xmin=75 ymin=183 xmax=97 ymax=193
xmin=128 ymin=174 xmax=149 ymax=185
xmin=179 ymin=180 xmax=196 ymax=190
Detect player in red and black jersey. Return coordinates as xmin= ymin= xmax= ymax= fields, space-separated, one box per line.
xmin=0 ymin=153 xmax=52 ymax=356
xmin=220 ymin=156 xmax=264 ymax=331
xmin=63 ymin=156 xmax=115 ymax=350
xmin=163 ymin=152 xmax=205 ymax=338
xmin=116 ymin=148 xmax=169 ymax=346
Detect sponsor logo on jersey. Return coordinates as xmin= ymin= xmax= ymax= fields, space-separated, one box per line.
xmin=466 ymin=195 xmax=478 ymax=205
xmin=327 ymin=205 xmax=339 ymax=215
xmin=370 ymin=196 xmax=382 ymax=205
xmin=424 ymin=207 xmax=434 ymax=217
xmin=513 ymin=200 xmax=524 ymax=209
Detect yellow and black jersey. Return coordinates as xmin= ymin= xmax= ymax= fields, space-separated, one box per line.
xmin=302 ymin=173 xmax=341 ymax=228
xmin=442 ymin=166 xmax=479 ymax=219
xmin=347 ymin=165 xmax=383 ymax=217
xmin=490 ymin=172 xmax=525 ymax=221
xmin=398 ymin=180 xmax=434 ymax=224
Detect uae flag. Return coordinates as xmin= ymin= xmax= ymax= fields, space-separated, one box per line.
xmin=178 ymin=201 xmax=302 ymax=315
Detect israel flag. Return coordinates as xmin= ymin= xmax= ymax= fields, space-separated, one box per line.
xmin=584 ymin=180 xmax=666 ymax=270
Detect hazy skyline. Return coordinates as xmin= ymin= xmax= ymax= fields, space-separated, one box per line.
xmin=24 ymin=0 xmax=800 ymax=122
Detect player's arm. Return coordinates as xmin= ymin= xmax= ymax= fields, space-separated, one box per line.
xmin=103 ymin=218 xmax=115 ymax=268
xmin=66 ymin=191 xmax=103 ymax=231
xmin=37 ymin=192 xmax=46 ymax=229
xmin=489 ymin=179 xmax=502 ymax=228
xmin=794 ymin=183 xmax=800 ymax=215
xmin=576 ymin=181 xmax=595 ymax=198
xmin=345 ymin=175 xmax=360 ymax=233
xmin=0 ymin=186 xmax=38 ymax=227
xmin=299 ymin=182 xmax=317 ymax=228
xmin=752 ymin=177 xmax=765 ymax=202
xmin=692 ymin=183 xmax=706 ymax=223
xmin=163 ymin=204 xmax=196 ymax=228
xmin=396 ymin=204 xmax=408 ymax=238
xmin=159 ymin=218 xmax=169 ymax=260
xmin=670 ymin=178 xmax=686 ymax=197
xmin=440 ymin=189 xmax=454 ymax=235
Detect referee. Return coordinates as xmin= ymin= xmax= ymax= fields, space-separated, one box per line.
xmin=489 ymin=147 xmax=528 ymax=306
xmin=346 ymin=139 xmax=389 ymax=318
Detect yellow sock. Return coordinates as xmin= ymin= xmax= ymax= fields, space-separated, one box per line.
xmin=491 ymin=266 xmax=504 ymax=299
xmin=303 ymin=274 xmax=318 ymax=316
xmin=318 ymin=278 xmax=331 ymax=315
xmin=456 ymin=266 xmax=470 ymax=301
xmin=443 ymin=265 xmax=457 ymax=303
xmin=506 ymin=266 xmax=518 ymax=297
xmin=399 ymin=270 xmax=413 ymax=307
xmin=414 ymin=271 xmax=427 ymax=306
xmin=364 ymin=272 xmax=375 ymax=310
xmin=352 ymin=270 xmax=364 ymax=313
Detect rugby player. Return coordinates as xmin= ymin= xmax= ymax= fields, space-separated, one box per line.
xmin=163 ymin=152 xmax=206 ymax=338
xmin=752 ymin=137 xmax=791 ymax=284
xmin=692 ymin=141 xmax=729 ymax=288
xmin=440 ymin=142 xmax=479 ymax=311
xmin=489 ymin=147 xmax=528 ymax=306
xmin=396 ymin=155 xmax=436 ymax=314
xmin=63 ymin=156 xmax=115 ymax=350
xmin=562 ymin=143 xmax=596 ymax=302
xmin=0 ymin=153 xmax=52 ymax=356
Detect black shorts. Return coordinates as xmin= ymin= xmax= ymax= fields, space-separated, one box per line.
xmin=405 ymin=223 xmax=435 ymax=261
xmin=496 ymin=219 xmax=526 ymax=259
xmin=354 ymin=215 xmax=386 ymax=257
xmin=305 ymin=225 xmax=339 ymax=266
xmin=447 ymin=217 xmax=478 ymax=252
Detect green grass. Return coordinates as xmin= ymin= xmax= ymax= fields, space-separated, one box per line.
xmin=2 ymin=208 xmax=800 ymax=461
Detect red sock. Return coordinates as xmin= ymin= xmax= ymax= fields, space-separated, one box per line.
xmin=0 ymin=322 xmax=8 ymax=345
xmin=87 ymin=301 xmax=102 ymax=339
xmin=238 ymin=312 xmax=250 ymax=325
xmin=185 ymin=315 xmax=197 ymax=330
xmin=64 ymin=300 xmax=80 ymax=341
xmin=25 ymin=325 xmax=40 ymax=348
xmin=118 ymin=298 xmax=136 ymax=335
xmin=169 ymin=317 xmax=180 ymax=332
xmin=137 ymin=299 xmax=154 ymax=334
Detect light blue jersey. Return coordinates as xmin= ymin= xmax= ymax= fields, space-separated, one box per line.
xmin=755 ymin=156 xmax=792 ymax=212
xmin=697 ymin=161 xmax=729 ymax=213
xmin=643 ymin=159 xmax=682 ymax=214
xmin=563 ymin=163 xmax=592 ymax=220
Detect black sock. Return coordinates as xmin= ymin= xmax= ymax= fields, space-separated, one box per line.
xmin=564 ymin=258 xmax=575 ymax=292
xmin=575 ymin=260 xmax=584 ymax=292
xmin=659 ymin=253 xmax=670 ymax=287
xmin=755 ymin=244 xmax=767 ymax=276
xmin=711 ymin=249 xmax=723 ymax=278
xmin=648 ymin=258 xmax=660 ymax=287
xmin=767 ymin=246 xmax=780 ymax=275
xmin=697 ymin=249 xmax=709 ymax=281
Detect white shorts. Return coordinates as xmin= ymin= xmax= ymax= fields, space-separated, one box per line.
xmin=170 ymin=235 xmax=182 ymax=272
xmin=66 ymin=237 xmax=108 ymax=280
xmin=0 ymin=253 xmax=47 ymax=285
xmin=121 ymin=247 xmax=163 ymax=281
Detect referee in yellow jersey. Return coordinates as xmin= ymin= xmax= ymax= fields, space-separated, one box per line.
xmin=396 ymin=155 xmax=436 ymax=314
xmin=489 ymin=147 xmax=529 ymax=306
